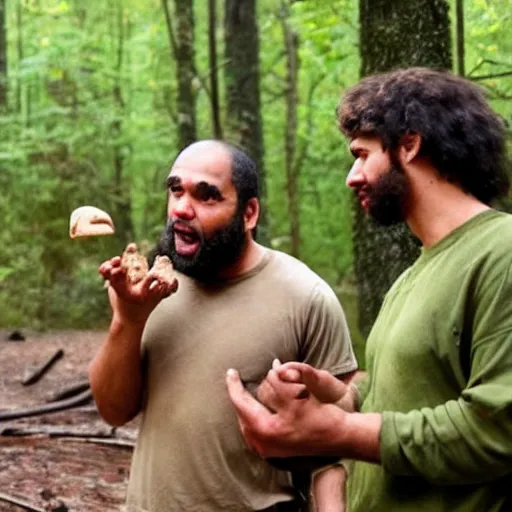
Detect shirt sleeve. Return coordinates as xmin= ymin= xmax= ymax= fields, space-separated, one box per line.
xmin=380 ymin=263 xmax=512 ymax=484
xmin=354 ymin=375 xmax=370 ymax=408
xmin=299 ymin=281 xmax=358 ymax=376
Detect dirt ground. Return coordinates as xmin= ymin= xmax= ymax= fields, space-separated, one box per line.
xmin=0 ymin=329 xmax=139 ymax=512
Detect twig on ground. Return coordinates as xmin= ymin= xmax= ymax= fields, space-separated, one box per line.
xmin=45 ymin=380 xmax=90 ymax=403
xmin=22 ymin=349 xmax=65 ymax=386
xmin=0 ymin=491 xmax=45 ymax=512
xmin=0 ymin=388 xmax=93 ymax=422
xmin=57 ymin=436 xmax=135 ymax=449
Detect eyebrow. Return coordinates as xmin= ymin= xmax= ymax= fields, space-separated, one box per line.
xmin=196 ymin=181 xmax=223 ymax=201
xmin=166 ymin=175 xmax=181 ymax=189
xmin=166 ymin=175 xmax=224 ymax=201
xmin=349 ymin=144 xmax=365 ymax=158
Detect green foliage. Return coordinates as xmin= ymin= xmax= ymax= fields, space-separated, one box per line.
xmin=463 ymin=0 xmax=512 ymax=124
xmin=0 ymin=0 xmax=510 ymax=338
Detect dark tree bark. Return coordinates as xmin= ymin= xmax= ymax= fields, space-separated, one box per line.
xmin=456 ymin=0 xmax=465 ymax=76
xmin=208 ymin=0 xmax=222 ymax=139
xmin=162 ymin=0 xmax=197 ymax=151
xmin=280 ymin=3 xmax=300 ymax=257
xmin=355 ymin=0 xmax=452 ymax=337
xmin=0 ymin=0 xmax=7 ymax=112
xmin=111 ymin=0 xmax=134 ymax=244
xmin=224 ymin=0 xmax=268 ymax=243
xmin=16 ymin=0 xmax=22 ymax=113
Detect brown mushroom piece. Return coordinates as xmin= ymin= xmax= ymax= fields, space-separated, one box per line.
xmin=69 ymin=206 xmax=115 ymax=239
xmin=120 ymin=244 xmax=179 ymax=294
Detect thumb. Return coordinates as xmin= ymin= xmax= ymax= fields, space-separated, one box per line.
xmin=226 ymin=368 xmax=272 ymax=422
xmin=302 ymin=367 xmax=347 ymax=404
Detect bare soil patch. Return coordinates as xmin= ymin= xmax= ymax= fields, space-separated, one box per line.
xmin=0 ymin=330 xmax=138 ymax=512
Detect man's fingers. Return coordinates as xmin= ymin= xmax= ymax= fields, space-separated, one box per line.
xmin=276 ymin=363 xmax=346 ymax=403
xmin=257 ymin=370 xmax=308 ymax=410
xmin=272 ymin=360 xmax=303 ymax=383
xmin=143 ymin=274 xmax=161 ymax=294
xmin=302 ymin=369 xmax=347 ymax=404
xmin=276 ymin=362 xmax=313 ymax=383
xmin=226 ymin=369 xmax=271 ymax=424
xmin=99 ymin=257 xmax=120 ymax=274
xmin=278 ymin=368 xmax=302 ymax=383
xmin=107 ymin=266 xmax=126 ymax=286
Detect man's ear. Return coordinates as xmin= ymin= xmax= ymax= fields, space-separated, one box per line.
xmin=399 ymin=133 xmax=422 ymax=164
xmin=244 ymin=198 xmax=259 ymax=233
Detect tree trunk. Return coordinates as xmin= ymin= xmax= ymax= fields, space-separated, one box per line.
xmin=162 ymin=0 xmax=197 ymax=151
xmin=224 ymin=0 xmax=268 ymax=244
xmin=456 ymin=0 xmax=465 ymax=77
xmin=112 ymin=0 xmax=134 ymax=244
xmin=0 ymin=0 xmax=7 ymax=112
xmin=356 ymin=0 xmax=452 ymax=337
xmin=281 ymin=3 xmax=300 ymax=257
xmin=208 ymin=0 xmax=222 ymax=139
xmin=16 ymin=0 xmax=22 ymax=113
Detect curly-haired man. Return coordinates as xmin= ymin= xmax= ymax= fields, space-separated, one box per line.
xmin=227 ymin=68 xmax=512 ymax=512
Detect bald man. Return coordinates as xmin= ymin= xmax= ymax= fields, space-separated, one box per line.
xmin=89 ymin=141 xmax=358 ymax=512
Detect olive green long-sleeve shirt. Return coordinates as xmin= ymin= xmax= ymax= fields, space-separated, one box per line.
xmin=348 ymin=210 xmax=512 ymax=512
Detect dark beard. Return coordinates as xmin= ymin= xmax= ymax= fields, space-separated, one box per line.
xmin=367 ymin=163 xmax=410 ymax=226
xmin=154 ymin=209 xmax=247 ymax=282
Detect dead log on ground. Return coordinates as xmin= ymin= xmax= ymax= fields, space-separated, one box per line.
xmin=0 ymin=491 xmax=45 ymax=512
xmin=45 ymin=379 xmax=90 ymax=403
xmin=0 ymin=423 xmax=113 ymax=438
xmin=0 ymin=388 xmax=92 ymax=422
xmin=22 ymin=348 xmax=64 ymax=386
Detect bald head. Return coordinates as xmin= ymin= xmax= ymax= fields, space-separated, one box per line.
xmin=173 ymin=140 xmax=231 ymax=178
xmin=172 ymin=140 xmax=259 ymax=209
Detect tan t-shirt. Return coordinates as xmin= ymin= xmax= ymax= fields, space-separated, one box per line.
xmin=126 ymin=249 xmax=357 ymax=512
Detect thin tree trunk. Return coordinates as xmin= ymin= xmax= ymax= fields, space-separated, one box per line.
xmin=16 ymin=0 xmax=22 ymax=113
xmin=112 ymin=0 xmax=133 ymax=243
xmin=456 ymin=0 xmax=465 ymax=76
xmin=280 ymin=2 xmax=300 ymax=257
xmin=162 ymin=0 xmax=197 ymax=151
xmin=208 ymin=0 xmax=222 ymax=139
xmin=25 ymin=83 xmax=31 ymax=127
xmin=224 ymin=0 xmax=267 ymax=243
xmin=0 ymin=0 xmax=8 ymax=111
xmin=356 ymin=0 xmax=452 ymax=337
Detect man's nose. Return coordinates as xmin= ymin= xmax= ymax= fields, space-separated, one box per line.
xmin=346 ymin=161 xmax=363 ymax=188
xmin=169 ymin=195 xmax=194 ymax=220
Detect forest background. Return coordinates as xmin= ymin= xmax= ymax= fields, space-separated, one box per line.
xmin=0 ymin=0 xmax=511 ymax=365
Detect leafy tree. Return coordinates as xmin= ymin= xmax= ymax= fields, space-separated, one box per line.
xmin=354 ymin=0 xmax=452 ymax=337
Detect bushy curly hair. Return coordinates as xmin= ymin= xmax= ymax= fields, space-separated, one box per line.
xmin=337 ymin=67 xmax=510 ymax=204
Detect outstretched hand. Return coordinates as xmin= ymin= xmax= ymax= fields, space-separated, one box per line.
xmin=226 ymin=366 xmax=346 ymax=459
xmin=99 ymin=256 xmax=176 ymax=325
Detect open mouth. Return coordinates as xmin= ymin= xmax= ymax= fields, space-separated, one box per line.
xmin=173 ymin=224 xmax=201 ymax=256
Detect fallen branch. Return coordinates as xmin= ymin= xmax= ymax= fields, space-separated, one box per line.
xmin=0 ymin=491 xmax=45 ymax=512
xmin=0 ymin=423 xmax=113 ymax=438
xmin=22 ymin=349 xmax=64 ymax=386
xmin=0 ymin=388 xmax=92 ymax=422
xmin=58 ymin=436 xmax=135 ymax=449
xmin=45 ymin=380 xmax=90 ymax=403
